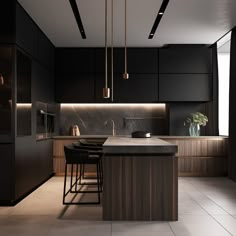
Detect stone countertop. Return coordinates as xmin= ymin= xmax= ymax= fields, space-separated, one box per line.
xmin=53 ymin=135 xmax=109 ymax=139
xmin=53 ymin=135 xmax=228 ymax=140
xmin=103 ymin=136 xmax=178 ymax=154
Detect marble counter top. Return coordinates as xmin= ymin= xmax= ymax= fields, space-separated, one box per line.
xmin=53 ymin=135 xmax=228 ymax=140
xmin=103 ymin=136 xmax=178 ymax=154
xmin=53 ymin=135 xmax=109 ymax=139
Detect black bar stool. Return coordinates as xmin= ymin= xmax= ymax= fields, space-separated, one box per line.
xmin=73 ymin=140 xmax=104 ymax=182
xmin=63 ymin=145 xmax=103 ymax=205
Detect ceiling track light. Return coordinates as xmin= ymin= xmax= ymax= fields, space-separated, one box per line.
xmin=123 ymin=0 xmax=129 ymax=80
xmin=69 ymin=0 xmax=86 ymax=39
xmin=148 ymin=0 xmax=169 ymax=39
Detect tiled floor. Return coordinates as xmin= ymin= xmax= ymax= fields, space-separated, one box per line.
xmin=1 ymin=177 xmax=236 ymax=236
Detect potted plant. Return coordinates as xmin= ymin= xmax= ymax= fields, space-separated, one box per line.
xmin=185 ymin=112 xmax=208 ymax=136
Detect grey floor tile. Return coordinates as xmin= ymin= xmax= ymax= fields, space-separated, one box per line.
xmin=111 ymin=221 xmax=172 ymax=232
xmin=213 ymin=214 xmax=236 ymax=235
xmin=1 ymin=177 xmax=236 ymax=236
xmin=112 ymin=232 xmax=174 ymax=236
xmin=170 ymin=215 xmax=231 ymax=236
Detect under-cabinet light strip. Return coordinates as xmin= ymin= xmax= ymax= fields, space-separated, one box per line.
xmin=61 ymin=103 xmax=166 ymax=108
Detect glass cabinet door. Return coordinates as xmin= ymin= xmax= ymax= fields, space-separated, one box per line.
xmin=0 ymin=47 xmax=13 ymax=138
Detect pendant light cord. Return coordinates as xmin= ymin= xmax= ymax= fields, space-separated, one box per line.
xmin=105 ymin=0 xmax=108 ymax=88
xmin=124 ymin=0 xmax=127 ymax=74
xmin=111 ymin=0 xmax=114 ymax=101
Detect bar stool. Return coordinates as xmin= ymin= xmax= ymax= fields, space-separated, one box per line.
xmin=63 ymin=145 xmax=102 ymax=205
xmin=73 ymin=140 xmax=104 ymax=183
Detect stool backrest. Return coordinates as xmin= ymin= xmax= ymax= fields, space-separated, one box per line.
xmin=64 ymin=145 xmax=89 ymax=164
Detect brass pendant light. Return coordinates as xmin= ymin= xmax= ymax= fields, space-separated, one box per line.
xmin=103 ymin=0 xmax=110 ymax=98
xmin=123 ymin=0 xmax=129 ymax=80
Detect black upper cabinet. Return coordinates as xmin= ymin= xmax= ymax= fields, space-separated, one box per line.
xmin=0 ymin=0 xmax=15 ymax=44
xmin=55 ymin=48 xmax=95 ymax=102
xmin=16 ymin=50 xmax=31 ymax=103
xmin=159 ymin=74 xmax=212 ymax=102
xmin=15 ymin=3 xmax=54 ymax=70
xmin=56 ymin=74 xmax=95 ymax=103
xmin=127 ymin=48 xmax=158 ymax=73
xmin=56 ymin=48 xmax=94 ymax=74
xmin=113 ymin=48 xmax=158 ymax=73
xmin=16 ymin=3 xmax=37 ymax=57
xmin=32 ymin=61 xmax=54 ymax=103
xmin=114 ymin=74 xmax=158 ymax=103
xmin=37 ymin=29 xmax=54 ymax=70
xmin=159 ymin=45 xmax=212 ymax=74
xmin=95 ymin=48 xmax=105 ymax=74
xmin=96 ymin=48 xmax=158 ymax=74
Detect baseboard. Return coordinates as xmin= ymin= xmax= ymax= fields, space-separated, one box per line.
xmin=0 ymin=173 xmax=54 ymax=206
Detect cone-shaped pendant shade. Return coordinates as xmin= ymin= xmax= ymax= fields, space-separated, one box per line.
xmin=103 ymin=87 xmax=110 ymax=98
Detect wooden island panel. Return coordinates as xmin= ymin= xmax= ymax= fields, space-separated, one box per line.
xmin=103 ymin=154 xmax=178 ymax=221
xmin=102 ymin=136 xmax=178 ymax=221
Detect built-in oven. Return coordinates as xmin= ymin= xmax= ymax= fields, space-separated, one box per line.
xmin=36 ymin=102 xmax=58 ymax=140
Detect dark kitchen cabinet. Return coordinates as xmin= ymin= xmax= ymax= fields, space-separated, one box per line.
xmin=0 ymin=46 xmax=13 ymax=139
xmin=159 ymin=74 xmax=212 ymax=102
xmin=55 ymin=48 xmax=95 ymax=102
xmin=32 ymin=61 xmax=54 ymax=103
xmin=114 ymin=74 xmax=158 ymax=103
xmin=0 ymin=144 xmax=14 ymax=202
xmin=16 ymin=3 xmax=37 ymax=57
xmin=37 ymin=29 xmax=55 ymax=70
xmin=127 ymin=48 xmax=158 ymax=73
xmin=0 ymin=0 xmax=15 ymax=44
xmin=159 ymin=45 xmax=212 ymax=74
xmin=56 ymin=48 xmax=94 ymax=74
xmin=56 ymin=74 xmax=95 ymax=103
xmin=113 ymin=48 xmax=158 ymax=74
xmin=16 ymin=49 xmax=32 ymax=136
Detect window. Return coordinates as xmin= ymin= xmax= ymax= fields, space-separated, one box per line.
xmin=217 ymin=32 xmax=231 ymax=136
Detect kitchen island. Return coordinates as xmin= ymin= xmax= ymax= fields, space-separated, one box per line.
xmin=102 ymin=136 xmax=178 ymax=221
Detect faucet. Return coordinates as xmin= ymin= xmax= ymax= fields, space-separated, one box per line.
xmin=104 ymin=119 xmax=116 ymax=136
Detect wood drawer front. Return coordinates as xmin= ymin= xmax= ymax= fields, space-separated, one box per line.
xmin=164 ymin=139 xmax=228 ymax=157
xmin=178 ymin=156 xmax=227 ymax=177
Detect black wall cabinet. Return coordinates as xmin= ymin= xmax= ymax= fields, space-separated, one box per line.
xmin=16 ymin=3 xmax=37 ymax=57
xmin=56 ymin=48 xmax=94 ymax=74
xmin=0 ymin=0 xmax=15 ymax=44
xmin=37 ymin=29 xmax=55 ymax=70
xmin=56 ymin=48 xmax=95 ymax=102
xmin=159 ymin=45 xmax=212 ymax=74
xmin=56 ymin=74 xmax=95 ymax=103
xmin=113 ymin=48 xmax=158 ymax=73
xmin=114 ymin=74 xmax=158 ymax=103
xmin=159 ymin=74 xmax=212 ymax=102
